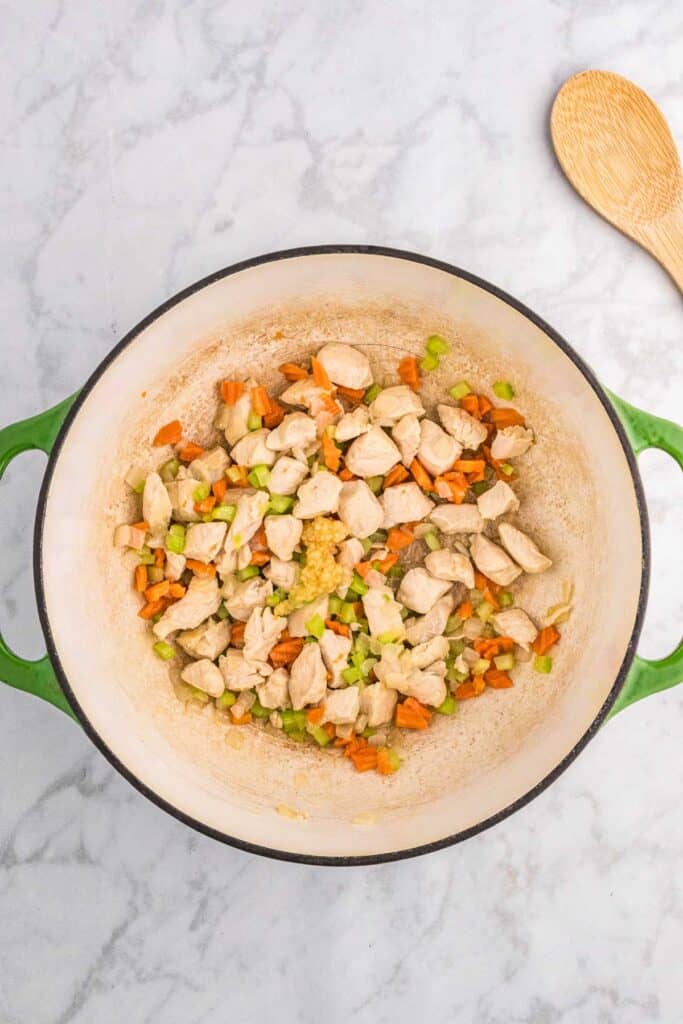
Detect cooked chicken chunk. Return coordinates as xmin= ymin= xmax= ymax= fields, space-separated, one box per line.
xmin=469 ymin=534 xmax=521 ymax=586
xmin=395 ymin=669 xmax=447 ymax=708
xmin=404 ymin=593 xmax=455 ymax=645
xmin=114 ymin=524 xmax=146 ymax=550
xmin=360 ymin=682 xmax=398 ymax=727
xmin=230 ymin=428 xmax=277 ymax=468
xmin=264 ymin=514 xmax=303 ymax=561
xmin=319 ymin=629 xmax=353 ymax=688
xmin=267 ymin=456 xmax=309 ymax=496
xmin=335 ymin=406 xmax=370 ymax=442
xmin=164 ymin=550 xmax=186 ymax=581
xmin=214 ymin=546 xmax=237 ymax=580
xmin=337 ymin=480 xmax=384 ymax=539
xmin=429 ymin=503 xmax=483 ymax=534
xmin=256 ymin=667 xmax=290 ymax=709
xmin=398 ymin=568 xmax=452 ymax=614
xmin=437 ymin=404 xmax=488 ymax=450
xmin=392 ymin=413 xmax=421 ymax=467
xmin=280 ymin=378 xmax=328 ymax=410
xmin=183 ymin=522 xmax=227 ymax=563
xmin=288 ymin=642 xmax=328 ymax=709
xmin=180 ymin=659 xmax=224 ymax=698
xmin=408 ymin=634 xmax=450 ymax=670
xmin=362 ymin=586 xmax=406 ymax=639
xmin=497 ymin=522 xmax=552 ymax=574
xmin=323 ymin=686 xmax=360 ymax=725
xmin=491 ymin=608 xmax=538 ymax=650
xmin=380 ymin=481 xmax=434 ymax=528
xmin=219 ymin=649 xmax=267 ymax=691
xmin=337 ymin=537 xmax=365 ymax=574
xmin=418 ymin=419 xmax=462 ymax=475
xmin=344 ymin=426 xmax=401 ymax=478
xmin=243 ymin=606 xmax=287 ymax=662
xmin=316 ymin=342 xmax=373 ymax=389
xmin=225 ymin=577 xmax=273 ymax=621
xmin=142 ymin=472 xmax=172 ymax=544
xmin=490 ymin=425 xmax=534 ymax=461
xmin=220 ymin=387 xmax=253 ymax=447
xmin=188 ymin=446 xmax=230 ymax=484
xmin=177 ymin=618 xmax=232 ymax=660
xmin=226 ymin=491 xmax=269 ymax=550
xmin=424 ymin=549 xmax=475 ymax=588
xmin=165 ymin=477 xmax=201 ymax=522
xmin=369 ymin=385 xmax=425 ymax=426
xmin=293 ymin=470 xmax=343 ymax=518
xmin=153 ymin=577 xmax=221 ymax=639
xmin=266 ymin=412 xmax=317 ymax=452
xmin=264 ymin=556 xmax=299 ymax=590
xmin=477 ymin=480 xmax=520 ymax=520
xmin=287 ymin=595 xmax=329 ymax=637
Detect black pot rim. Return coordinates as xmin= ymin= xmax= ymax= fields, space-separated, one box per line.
xmin=33 ymin=244 xmax=650 ymax=867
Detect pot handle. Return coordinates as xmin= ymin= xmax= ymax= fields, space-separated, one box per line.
xmin=0 ymin=394 xmax=79 ymax=718
xmin=605 ymin=391 xmax=683 ymax=717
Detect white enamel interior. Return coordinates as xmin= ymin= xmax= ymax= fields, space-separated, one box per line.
xmin=40 ymin=252 xmax=643 ymax=860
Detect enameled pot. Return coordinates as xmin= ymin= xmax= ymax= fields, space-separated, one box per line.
xmin=1 ymin=246 xmax=681 ymax=865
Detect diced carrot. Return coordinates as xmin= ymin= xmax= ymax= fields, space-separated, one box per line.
xmin=376 ymin=552 xmax=398 ymax=574
xmin=321 ymin=432 xmax=341 ymax=472
xmin=455 ymin=676 xmax=486 ymax=699
xmin=383 ymin=464 xmax=410 ymax=488
xmin=376 ymin=748 xmax=399 ymax=775
xmin=134 ymin=564 xmax=148 ymax=592
xmin=489 ymin=407 xmax=525 ymax=429
xmin=131 ymin=520 xmax=149 ymax=532
xmin=231 ymin=713 xmax=252 ymax=726
xmin=269 ymin=637 xmax=305 ymax=666
xmin=336 ymin=385 xmax=365 ymax=404
xmin=250 ymin=550 xmax=270 ymax=566
xmin=220 ymin=380 xmax=244 ymax=405
xmin=185 ymin=559 xmax=216 ymax=578
xmin=532 ymin=626 xmax=561 ymax=656
xmin=453 ymin=459 xmax=486 ymax=474
xmin=350 ymin=747 xmax=379 ymax=772
xmin=325 ymin=619 xmax=350 ymax=638
xmin=153 ymin=420 xmax=182 ymax=446
xmin=279 ymin=362 xmax=308 ymax=381
xmin=251 ymin=386 xmax=273 ymax=416
xmin=318 ymin=394 xmax=342 ymax=415
xmin=339 ymin=467 xmax=356 ymax=481
xmin=474 ymin=571 xmax=501 ymax=595
xmin=306 ymin=706 xmax=325 ymax=725
xmin=179 ymin=442 xmax=205 ymax=463
xmin=482 ymin=587 xmax=500 ymax=610
xmin=466 ymin=465 xmax=487 ymax=484
xmin=251 ymin=524 xmax=267 ymax=548
xmin=409 ymin=458 xmax=434 ymax=492
xmin=482 ymin=444 xmax=515 ymax=481
xmin=484 ymin=669 xmax=514 ymax=689
xmin=354 ymin=560 xmax=372 ymax=579
xmin=138 ymin=598 xmax=166 ymax=620
xmin=212 ymin=477 xmax=227 ymax=502
xmin=194 ymin=496 xmax=216 ymax=514
xmin=398 ymin=356 xmax=421 ymax=391
xmin=322 ymin=722 xmax=336 ymax=739
xmin=167 ymin=583 xmax=186 ymax=599
xmin=227 ymin=465 xmax=250 ymax=487
xmin=435 ymin=471 xmax=468 ymax=504
xmin=478 ymin=395 xmax=493 ymax=417
xmin=395 ymin=697 xmax=431 ymax=730
xmin=459 ymin=395 xmax=481 ymax=419
xmin=386 ymin=526 xmax=414 ymax=552
xmin=457 ymin=600 xmax=473 ymax=619
xmin=144 ymin=579 xmax=170 ymax=603
xmin=474 ymin=636 xmax=515 ymax=658
xmin=311 ymin=356 xmax=333 ymax=390
xmin=154 ymin=547 xmax=165 ymax=568
xmin=473 ymin=675 xmax=486 ymax=694
xmin=230 ymin=622 xmax=245 ymax=646
xmin=263 ymin=399 xmax=285 ymax=428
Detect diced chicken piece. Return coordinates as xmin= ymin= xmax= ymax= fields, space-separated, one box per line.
xmin=288 ymin=642 xmax=328 ymax=709
xmin=316 ymin=342 xmax=373 ymax=390
xmin=319 ymin=629 xmax=353 ymax=688
xmin=114 ymin=524 xmax=146 ymax=550
xmin=344 ymin=426 xmax=401 ymax=478
xmin=142 ymin=472 xmax=172 ymax=543
xmin=310 ymin=394 xmax=343 ymax=436
xmin=225 ymin=577 xmax=272 ymax=622
xmin=165 ymin=478 xmax=201 ymax=522
xmin=497 ymin=522 xmax=552 ymax=574
xmin=189 ymin=446 xmax=230 ymax=484
xmin=407 ymin=635 xmax=450 ymax=670
xmin=360 ymin=682 xmax=398 ymax=727
xmin=220 ymin=387 xmax=254 ymax=447
xmin=180 ymin=659 xmax=224 ymax=698
xmin=263 ymin=514 xmax=302 ymax=561
xmin=280 ymin=378 xmax=328 ymax=410
xmin=362 ymin=586 xmax=406 ymax=640
xmin=266 ymin=412 xmax=317 ymax=452
xmin=243 ymin=606 xmax=287 ymax=662
xmin=337 ymin=480 xmax=384 ymax=539
xmin=335 ymin=405 xmax=370 ymax=442
xmin=264 ymin=556 xmax=298 ymax=591
xmin=429 ymin=503 xmax=483 ymax=534
xmin=215 ymin=546 xmax=237 ymax=580
xmin=380 ymin=481 xmax=434 ymax=528
xmin=183 ymin=522 xmax=227 ymax=563
xmin=437 ymin=405 xmax=488 ymax=450
xmin=418 ymin=420 xmax=462 ymax=476
xmin=477 ymin=480 xmax=520 ymax=520
xmin=164 ymin=550 xmax=186 ymax=581
xmin=404 ymin=594 xmax=455 ymax=646
xmin=226 ymin=491 xmax=269 ymax=550
xmin=153 ymin=577 xmax=221 ymax=639
xmin=177 ymin=618 xmax=232 ymax=660
xmin=370 ymin=385 xmax=425 ymax=426
xmin=287 ymin=595 xmax=329 ymax=638
xmin=395 ymin=669 xmax=447 ymax=708
xmin=219 ymin=649 xmax=266 ymax=691
xmin=236 ymin=545 xmax=251 ymax=571
xmin=424 ymin=549 xmax=475 ymax=588
xmin=230 ymin=428 xmax=276 ymax=468
xmin=257 ymin=667 xmax=290 ymax=709
xmin=490 ymin=425 xmax=534 ymax=461
xmin=337 ymin=538 xmax=364 ymax=574
xmin=491 ymin=608 xmax=539 ymax=650
xmin=392 ymin=414 xmax=421 ymax=467
xmin=470 ymin=534 xmax=522 ymax=586
xmin=398 ymin=568 xmax=452 ymax=615
xmin=268 ymin=456 xmax=309 ymax=496
xmin=323 ymin=686 xmax=360 ymax=725
xmin=293 ymin=470 xmax=342 ymax=519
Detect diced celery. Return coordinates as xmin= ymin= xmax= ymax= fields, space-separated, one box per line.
xmin=424 ymin=529 xmax=441 ymax=551
xmin=236 ymin=565 xmax=260 ymax=581
xmin=500 ymin=463 xmax=514 ymax=476
xmin=266 ymin=589 xmax=285 ymax=607
xmin=250 ymin=698 xmax=270 ymax=720
xmin=268 ymin=494 xmax=294 ymax=514
xmin=339 ymin=602 xmax=358 ymax=624
xmin=426 ymin=334 xmax=450 ymax=356
xmin=361 ymin=726 xmax=377 ymax=739
xmin=216 ymin=602 xmax=230 ymax=620
xmin=192 ymin=482 xmax=210 ymax=502
xmin=189 ymin=687 xmax=210 ymax=704
xmin=305 ymin=613 xmax=325 ymax=639
xmin=288 ymin=729 xmax=306 ymax=743
xmin=476 ymin=600 xmax=495 ymax=622
xmin=281 ymin=709 xmax=307 ymax=732
xmin=449 ymin=381 xmax=471 ymax=401
xmin=446 ymin=615 xmax=463 ymax=635
xmin=360 ymin=657 xmax=377 ymax=677
xmin=364 ymin=383 xmax=381 ymax=404
xmin=360 ymin=537 xmax=373 ymax=555
xmin=151 ymin=613 xmax=162 ymax=624
xmin=448 ymin=666 xmax=470 ymax=683
xmin=378 ymin=631 xmax=400 ymax=644
xmin=307 ymin=723 xmax=331 ymax=747
xmin=369 ymin=529 xmax=388 ymax=544
xmin=349 ymin=572 xmax=369 ymax=596
xmin=449 ymin=638 xmax=465 ymax=656
xmin=494 ymin=653 xmax=515 ymax=671
xmin=160 ymin=458 xmax=180 ymax=482
xmin=153 ymin=640 xmax=175 ymax=660
xmin=216 ymin=690 xmax=236 ymax=708
xmin=147 ymin=566 xmax=164 ymax=584
xmin=138 ymin=547 xmax=155 ymax=565
xmin=435 ymin=694 xmax=457 ymax=715
xmin=226 ymin=465 xmax=245 ymax=484
xmin=386 ymin=564 xmax=404 ymax=579
xmin=399 ymin=605 xmax=409 ymax=619
xmin=342 ymin=666 xmax=361 ymax=684
xmin=328 ymin=595 xmax=343 ymax=616
xmin=165 ymin=525 xmax=185 ymax=554
xmin=133 ymin=480 xmax=146 ymax=495
xmin=169 ymin=523 xmax=185 ymax=537
xmin=493 ymin=380 xmax=515 ymax=400
xmin=248 ymin=464 xmax=271 ymax=488
xmin=211 ymin=503 xmax=236 ymax=522
xmin=420 ymin=352 xmax=439 ymax=372
xmin=498 ymin=590 xmax=514 ymax=608
xmin=366 ymin=475 xmax=384 ymax=494
xmin=247 ymin=412 xmax=262 ymax=431
xmin=356 ymin=617 xmax=369 ymax=632
xmin=471 ymin=481 xmax=489 ymax=496
xmin=380 ymin=747 xmax=401 ymax=772
xmin=472 ymin=658 xmax=490 ymax=675
xmin=534 ymin=655 xmax=553 ymax=674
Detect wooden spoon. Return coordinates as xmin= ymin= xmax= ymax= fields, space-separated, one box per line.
xmin=551 ymin=70 xmax=683 ymax=291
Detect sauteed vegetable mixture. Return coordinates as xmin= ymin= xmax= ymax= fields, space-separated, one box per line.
xmin=115 ymin=338 xmax=563 ymax=774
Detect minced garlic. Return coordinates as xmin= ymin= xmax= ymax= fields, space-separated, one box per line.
xmin=276 ymin=516 xmax=348 ymax=614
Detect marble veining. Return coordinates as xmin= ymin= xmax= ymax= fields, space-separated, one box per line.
xmin=1 ymin=1 xmax=681 ymax=1021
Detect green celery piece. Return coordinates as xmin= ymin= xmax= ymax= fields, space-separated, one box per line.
xmin=281 ymin=709 xmax=307 ymax=732
xmin=361 ymin=726 xmax=377 ymax=738
xmin=364 ymin=384 xmax=381 ymax=404
xmin=449 ymin=381 xmax=471 ymax=401
xmin=369 ymin=529 xmax=388 ymax=544
xmin=147 ymin=566 xmax=164 ymax=584
xmin=426 ymin=334 xmax=450 ymax=356
xmin=216 ymin=690 xmax=236 ymax=708
xmin=250 ymin=699 xmax=270 ymax=719
xmin=268 ymin=494 xmax=294 ymax=514
xmin=494 ymin=653 xmax=515 ymax=671
xmin=379 ymin=747 xmax=401 ymax=772
xmin=360 ymin=537 xmax=372 ymax=555
xmin=327 ymin=595 xmax=343 ymax=616
xmin=132 ymin=480 xmax=146 ymax=495
xmin=534 ymin=655 xmax=553 ymax=674
xmin=349 ymin=572 xmax=369 ymax=596
xmin=420 ymin=352 xmax=439 ymax=372
xmin=248 ymin=464 xmax=271 ymax=488
xmin=307 ymin=723 xmax=331 ymax=747
xmin=500 ymin=463 xmax=515 ymax=476
xmin=152 ymin=641 xmax=175 ymax=660
xmin=236 ymin=565 xmax=260 ymax=581
xmin=476 ymin=600 xmax=495 ymax=622
xmin=138 ymin=547 xmax=155 ymax=565
xmin=342 ymin=666 xmax=361 ymax=684
xmin=338 ymin=603 xmax=357 ymax=625
xmin=160 ymin=458 xmax=180 ymax=482
xmin=498 ymin=590 xmax=514 ymax=607
xmin=247 ymin=412 xmax=262 ymax=431
xmin=471 ymin=480 xmax=489 ymax=496
xmin=189 ymin=687 xmax=210 ymax=704
xmin=266 ymin=590 xmax=285 ymax=607
xmin=424 ymin=529 xmax=441 ymax=551
xmin=435 ymin=694 xmax=457 ymax=715
xmin=493 ymin=381 xmax=515 ymax=400
xmin=211 ymin=503 xmax=236 ymax=522
xmin=305 ymin=613 xmax=325 ymax=639
xmin=216 ymin=602 xmax=230 ymax=620
xmin=366 ymin=475 xmax=383 ymax=494
xmin=192 ymin=482 xmax=210 ymax=502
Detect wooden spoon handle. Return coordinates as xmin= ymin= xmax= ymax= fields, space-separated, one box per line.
xmin=635 ymin=203 xmax=683 ymax=292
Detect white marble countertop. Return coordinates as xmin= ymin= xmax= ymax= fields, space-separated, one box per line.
xmin=1 ymin=2 xmax=682 ymax=1021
